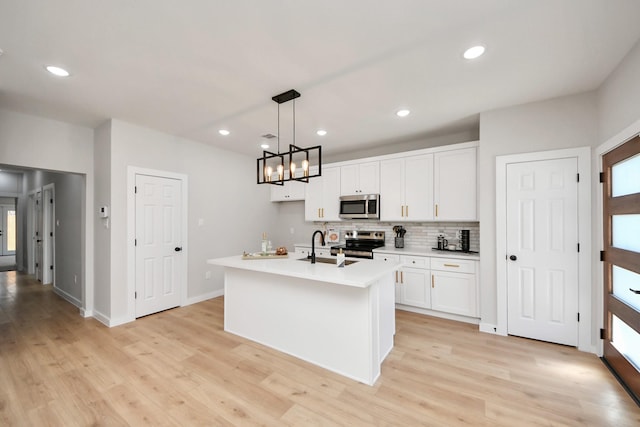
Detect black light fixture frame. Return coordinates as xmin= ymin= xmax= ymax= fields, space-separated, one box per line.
xmin=257 ymin=89 xmax=322 ymax=185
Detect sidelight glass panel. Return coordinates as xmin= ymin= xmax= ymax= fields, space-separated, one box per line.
xmin=7 ymin=209 xmax=16 ymax=251
xmin=612 ymin=153 xmax=640 ymax=197
xmin=612 ymin=315 xmax=640 ymax=371
xmin=612 ymin=214 xmax=640 ymax=253
xmin=613 ymin=266 xmax=640 ymax=311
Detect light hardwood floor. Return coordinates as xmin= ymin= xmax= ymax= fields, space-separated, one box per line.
xmin=1 ymin=271 xmax=638 ymax=426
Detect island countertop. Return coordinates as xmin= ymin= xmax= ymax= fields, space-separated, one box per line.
xmin=207 ymin=255 xmax=401 ymax=288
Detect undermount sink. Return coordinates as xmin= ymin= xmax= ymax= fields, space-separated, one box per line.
xmin=299 ymin=256 xmax=359 ymax=266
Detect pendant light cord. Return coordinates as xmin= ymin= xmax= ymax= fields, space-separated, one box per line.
xmin=277 ymin=103 xmax=280 ymax=154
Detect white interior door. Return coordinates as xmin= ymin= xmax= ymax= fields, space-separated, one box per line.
xmin=42 ymin=186 xmax=55 ymax=285
xmin=506 ymin=157 xmax=579 ymax=346
xmin=35 ymin=190 xmax=43 ymax=282
xmin=0 ymin=204 xmax=17 ymax=256
xmin=135 ymin=174 xmax=183 ymax=318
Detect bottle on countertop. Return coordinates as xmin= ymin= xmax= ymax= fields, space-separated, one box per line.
xmin=261 ymin=232 xmax=268 ymax=255
xmin=337 ymin=248 xmax=345 ymax=268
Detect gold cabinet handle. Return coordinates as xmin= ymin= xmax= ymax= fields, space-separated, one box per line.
xmin=401 ymin=206 xmax=404 ymax=217
xmin=395 ymin=271 xmax=398 ymax=283
xmin=444 ymin=263 xmax=460 ymax=268
xmin=400 ymin=271 xmax=404 ymax=283
xmin=432 ymin=275 xmax=435 ymax=288
xmin=435 ymin=204 xmax=438 ymax=217
xmin=406 ymin=205 xmax=408 ymax=217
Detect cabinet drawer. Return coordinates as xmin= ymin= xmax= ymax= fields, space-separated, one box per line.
xmin=401 ymin=255 xmax=429 ymax=269
xmin=431 ymin=258 xmax=475 ymax=274
xmin=374 ymin=253 xmax=400 ymax=263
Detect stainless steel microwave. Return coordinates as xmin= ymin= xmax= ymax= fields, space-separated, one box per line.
xmin=339 ymin=194 xmax=380 ymax=219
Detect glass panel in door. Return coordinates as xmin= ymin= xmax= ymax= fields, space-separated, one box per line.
xmin=602 ymin=135 xmax=640 ymax=403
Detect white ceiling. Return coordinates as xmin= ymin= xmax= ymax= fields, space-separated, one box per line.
xmin=1 ymin=0 xmax=640 ymax=158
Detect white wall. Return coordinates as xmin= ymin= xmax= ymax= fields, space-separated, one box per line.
xmin=598 ymin=38 xmax=640 ymax=143
xmin=93 ymin=121 xmax=112 ymax=320
xmin=105 ymin=120 xmax=278 ymax=324
xmin=0 ymin=110 xmax=94 ymax=315
xmin=478 ymin=92 xmax=599 ymax=329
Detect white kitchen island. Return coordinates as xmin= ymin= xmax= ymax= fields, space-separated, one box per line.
xmin=207 ymin=255 xmax=401 ymax=385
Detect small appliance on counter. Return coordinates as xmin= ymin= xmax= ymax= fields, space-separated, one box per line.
xmin=433 ymin=230 xmax=477 ymax=253
xmin=393 ymin=225 xmax=406 ymax=248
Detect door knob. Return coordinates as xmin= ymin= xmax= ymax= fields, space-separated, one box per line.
xmin=174 ymin=247 xmax=182 ymax=252
xmin=509 ymin=255 xmax=517 ymax=261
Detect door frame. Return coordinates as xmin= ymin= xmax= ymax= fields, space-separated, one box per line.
xmin=126 ymin=166 xmax=188 ymax=323
xmin=496 ymin=146 xmax=592 ymax=352
xmin=596 ymin=117 xmax=640 ymax=356
xmin=42 ymin=183 xmax=55 ymax=286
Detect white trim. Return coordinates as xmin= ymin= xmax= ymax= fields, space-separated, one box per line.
xmin=495 ymin=147 xmax=592 ymax=352
xmin=594 ymin=118 xmax=640 ymax=357
xmin=127 ymin=166 xmax=189 ymax=322
xmin=185 ymin=289 xmax=224 ymax=306
xmin=53 ymin=285 xmax=81 ymax=308
xmin=92 ymin=309 xmax=111 ymax=327
xmin=479 ymin=322 xmax=498 ymax=334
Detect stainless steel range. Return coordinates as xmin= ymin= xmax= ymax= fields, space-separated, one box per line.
xmin=330 ymin=230 xmax=385 ymax=259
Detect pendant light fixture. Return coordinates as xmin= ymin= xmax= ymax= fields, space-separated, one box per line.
xmin=257 ymin=89 xmax=322 ymax=185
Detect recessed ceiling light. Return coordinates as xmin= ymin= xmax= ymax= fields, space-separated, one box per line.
xmin=218 ymin=129 xmax=230 ymax=136
xmin=45 ymin=65 xmax=70 ymax=77
xmin=316 ymin=129 xmax=327 ymax=136
xmin=396 ymin=109 xmax=410 ymax=117
xmin=463 ymin=45 xmax=485 ymax=60
xmin=261 ymin=143 xmax=269 ymax=149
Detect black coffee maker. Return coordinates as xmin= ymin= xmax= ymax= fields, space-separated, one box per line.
xmin=460 ymin=230 xmax=470 ymax=252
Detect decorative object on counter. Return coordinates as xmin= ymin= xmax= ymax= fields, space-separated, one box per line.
xmin=393 ymin=225 xmax=406 ymax=248
xmin=261 ymin=232 xmax=268 ymax=254
xmin=275 ymin=246 xmax=288 ymax=255
xmin=257 ymin=89 xmax=322 ymax=185
xmin=326 ymin=227 xmax=340 ymax=243
xmin=336 ymin=248 xmax=345 ymax=267
xmin=242 ymin=251 xmax=288 ymax=259
xmin=459 ymin=229 xmax=470 ymax=252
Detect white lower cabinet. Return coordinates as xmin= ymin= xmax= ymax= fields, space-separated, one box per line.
xmin=294 ymin=245 xmax=331 ymax=258
xmin=375 ymin=252 xmax=479 ymax=319
xmin=430 ymin=258 xmax=478 ymax=317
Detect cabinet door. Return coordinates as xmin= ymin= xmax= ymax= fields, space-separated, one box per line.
xmin=340 ymin=164 xmax=359 ymax=196
xmin=400 ymin=268 xmax=430 ymax=308
xmin=270 ymin=183 xmax=288 ymax=201
xmin=271 ymin=179 xmax=305 ymax=202
xmin=434 ymin=147 xmax=477 ymax=220
xmin=358 ymin=161 xmax=380 ymax=194
xmin=305 ymin=168 xmax=324 ymax=221
xmin=404 ymin=154 xmax=434 ymax=221
xmin=321 ymin=167 xmax=341 ymax=221
xmin=379 ymin=158 xmax=405 ymax=221
xmin=431 ymin=271 xmax=477 ymax=317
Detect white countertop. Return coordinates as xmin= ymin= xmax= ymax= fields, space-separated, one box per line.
xmin=373 ymin=246 xmax=480 ymax=261
xmin=208 ymin=255 xmax=401 ymax=288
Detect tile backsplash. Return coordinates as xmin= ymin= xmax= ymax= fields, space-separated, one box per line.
xmin=320 ymin=221 xmax=480 ymax=252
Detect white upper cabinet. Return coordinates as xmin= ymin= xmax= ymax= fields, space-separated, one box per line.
xmin=305 ymin=166 xmax=341 ymax=221
xmin=270 ymin=171 xmax=306 ymax=202
xmin=340 ymin=161 xmax=380 ymax=196
xmin=433 ymin=147 xmax=477 ymax=220
xmin=380 ymin=154 xmax=434 ymax=221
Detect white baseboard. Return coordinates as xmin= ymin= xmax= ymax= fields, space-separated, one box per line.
xmin=92 ymin=309 xmax=111 ymax=327
xmin=479 ymin=322 xmax=501 ymax=335
xmin=92 ymin=310 xmax=133 ymax=328
xmin=185 ymin=289 xmax=224 ymax=306
xmin=80 ymin=308 xmax=93 ymax=318
xmin=53 ymin=286 xmax=82 ymax=309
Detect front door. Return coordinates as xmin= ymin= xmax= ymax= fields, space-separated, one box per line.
xmin=0 ymin=204 xmax=16 ymax=256
xmin=135 ymin=174 xmax=183 ymax=318
xmin=602 ymin=135 xmax=640 ymax=402
xmin=506 ymin=157 xmax=579 ymax=346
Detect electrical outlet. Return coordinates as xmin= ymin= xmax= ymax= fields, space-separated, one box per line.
xmin=205 ymin=271 xmax=212 ymax=280
xmin=74 ymin=274 xmax=77 ymax=283
xmin=290 ymin=227 xmax=295 ymax=234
